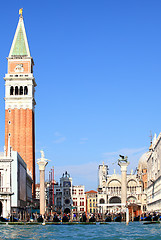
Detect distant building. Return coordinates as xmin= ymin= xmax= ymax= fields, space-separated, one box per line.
xmin=72 ymin=185 xmax=86 ymax=215
xmin=85 ymin=190 xmax=97 ymax=214
xmin=147 ymin=133 xmax=161 ymax=211
xmin=54 ymin=171 xmax=72 ymax=214
xmin=54 ymin=171 xmax=86 ymax=215
xmin=35 ymin=183 xmax=48 ymax=201
xmin=98 ymin=162 xmax=143 ymax=214
xmin=0 ymin=143 xmax=32 ymax=218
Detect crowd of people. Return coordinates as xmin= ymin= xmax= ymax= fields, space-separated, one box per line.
xmin=1 ymin=211 xmax=160 ymax=223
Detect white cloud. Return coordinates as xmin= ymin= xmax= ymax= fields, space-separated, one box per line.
xmin=102 ymin=147 xmax=148 ymax=175
xmin=80 ymin=137 xmax=88 ymax=144
xmin=53 ymin=136 xmax=66 ymax=144
xmin=54 ymin=132 xmax=62 ymax=137
xmin=80 ymin=138 xmax=88 ymax=141
xmin=103 ymin=147 xmax=147 ymax=158
xmin=53 ymin=132 xmax=66 ymax=144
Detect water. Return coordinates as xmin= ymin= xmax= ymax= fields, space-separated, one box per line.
xmin=0 ymin=222 xmax=160 ymax=240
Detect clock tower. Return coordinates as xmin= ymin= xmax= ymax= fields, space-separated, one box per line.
xmin=4 ymin=12 xmax=36 ymax=197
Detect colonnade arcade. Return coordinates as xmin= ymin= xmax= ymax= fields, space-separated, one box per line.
xmin=10 ymin=86 xmax=28 ymax=96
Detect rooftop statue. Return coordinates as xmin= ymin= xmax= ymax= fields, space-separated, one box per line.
xmin=118 ymin=155 xmax=128 ymax=164
xmin=40 ymin=150 xmax=45 ymax=159
xmin=37 ymin=150 xmax=50 ymax=165
xmin=19 ymin=8 xmax=23 ymax=17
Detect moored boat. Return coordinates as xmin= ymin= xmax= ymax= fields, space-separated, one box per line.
xmin=144 ymin=215 xmax=152 ymax=221
xmin=114 ymin=214 xmax=122 ymax=222
xmin=134 ymin=216 xmax=140 ymax=221
xmin=105 ymin=216 xmax=112 ymax=222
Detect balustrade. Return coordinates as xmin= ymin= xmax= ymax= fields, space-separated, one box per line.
xmin=0 ymin=187 xmax=11 ymax=193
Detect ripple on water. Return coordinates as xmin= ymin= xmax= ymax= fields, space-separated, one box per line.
xmin=0 ymin=222 xmax=161 ymax=240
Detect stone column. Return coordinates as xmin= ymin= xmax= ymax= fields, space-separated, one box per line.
xmin=118 ymin=156 xmax=129 ymax=207
xmin=37 ymin=150 xmax=49 ymax=216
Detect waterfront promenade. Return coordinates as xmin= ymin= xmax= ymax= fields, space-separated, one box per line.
xmin=0 ymin=222 xmax=160 ymax=240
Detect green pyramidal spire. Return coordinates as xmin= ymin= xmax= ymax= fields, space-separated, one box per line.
xmin=12 ymin=25 xmax=27 ymax=55
xmin=9 ymin=15 xmax=30 ymax=57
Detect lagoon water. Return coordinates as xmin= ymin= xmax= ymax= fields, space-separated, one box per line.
xmin=0 ymin=222 xmax=160 ymax=240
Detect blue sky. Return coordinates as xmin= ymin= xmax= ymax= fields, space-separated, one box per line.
xmin=0 ymin=0 xmax=161 ymax=190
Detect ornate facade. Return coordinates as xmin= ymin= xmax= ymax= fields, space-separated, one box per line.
xmin=147 ymin=133 xmax=161 ymax=211
xmin=54 ymin=171 xmax=86 ymax=215
xmin=98 ymin=162 xmax=144 ymax=214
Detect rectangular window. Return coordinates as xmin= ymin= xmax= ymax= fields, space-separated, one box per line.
xmin=73 ymin=202 xmax=77 ymax=206
xmin=72 ymin=189 xmax=76 ymax=195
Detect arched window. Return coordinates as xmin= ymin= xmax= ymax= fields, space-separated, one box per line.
xmin=15 ymin=86 xmax=18 ymax=95
xmin=24 ymin=86 xmax=28 ymax=95
xmin=10 ymin=86 xmax=14 ymax=95
xmin=100 ymin=198 xmax=105 ymax=204
xmin=20 ymin=86 xmax=23 ymax=95
xmin=109 ymin=197 xmax=121 ymax=204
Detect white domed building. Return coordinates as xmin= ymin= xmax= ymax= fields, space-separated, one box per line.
xmin=138 ymin=152 xmax=148 ymax=172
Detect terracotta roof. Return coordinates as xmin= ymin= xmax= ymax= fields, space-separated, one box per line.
xmin=85 ymin=190 xmax=97 ymax=194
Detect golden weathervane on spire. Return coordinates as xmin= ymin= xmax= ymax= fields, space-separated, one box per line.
xmin=19 ymin=8 xmax=23 ymax=17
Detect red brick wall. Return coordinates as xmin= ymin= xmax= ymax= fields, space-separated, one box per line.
xmin=142 ymin=169 xmax=147 ymax=190
xmin=5 ymin=108 xmax=35 ymax=197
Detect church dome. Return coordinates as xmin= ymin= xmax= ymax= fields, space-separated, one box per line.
xmin=138 ymin=152 xmax=149 ymax=171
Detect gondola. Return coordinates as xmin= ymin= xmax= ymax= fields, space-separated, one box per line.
xmin=89 ymin=216 xmax=96 ymax=222
xmin=144 ymin=215 xmax=152 ymax=221
xmin=80 ymin=214 xmax=87 ymax=222
xmin=10 ymin=216 xmax=18 ymax=222
xmin=53 ymin=215 xmax=60 ymax=222
xmin=152 ymin=215 xmax=159 ymax=221
xmin=0 ymin=216 xmax=8 ymax=222
xmin=134 ymin=216 xmax=140 ymax=221
xmin=105 ymin=216 xmax=112 ymax=222
xmin=114 ymin=215 xmax=122 ymax=222
xmin=62 ymin=215 xmax=69 ymax=222
xmin=37 ymin=215 xmax=44 ymax=223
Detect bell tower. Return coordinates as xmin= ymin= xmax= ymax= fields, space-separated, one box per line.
xmin=4 ymin=10 xmax=36 ymax=197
